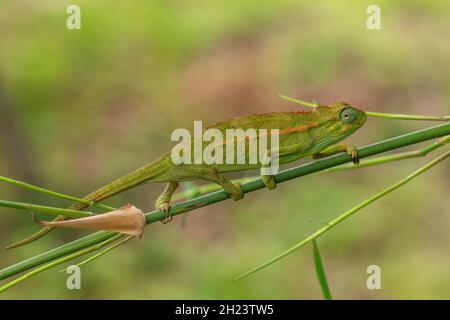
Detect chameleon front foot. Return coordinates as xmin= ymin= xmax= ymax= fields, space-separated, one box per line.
xmin=313 ymin=144 xmax=360 ymax=165
xmin=161 ymin=212 xmax=172 ymax=224
xmin=346 ymin=146 xmax=359 ymax=165
xmin=156 ymin=202 xmax=172 ymax=224
xmin=155 ymin=181 xmax=179 ymax=224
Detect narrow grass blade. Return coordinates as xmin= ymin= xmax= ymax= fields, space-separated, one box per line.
xmin=326 ymin=135 xmax=450 ymax=173
xmin=0 ymin=234 xmax=123 ymax=293
xmin=0 ymin=199 xmax=93 ymax=218
xmin=172 ymin=136 xmax=450 ymax=200
xmin=0 ymin=175 xmax=115 ymax=211
xmin=312 ymin=240 xmax=332 ymax=300
xmin=1 ymin=123 xmax=448 ymax=283
xmin=280 ymin=94 xmax=450 ymax=121
xmin=366 ymin=111 xmax=450 ymax=121
xmin=60 ymin=235 xmax=132 ymax=272
xmin=279 ymin=94 xmax=318 ymax=108
xmin=234 ymin=151 xmax=449 ymax=281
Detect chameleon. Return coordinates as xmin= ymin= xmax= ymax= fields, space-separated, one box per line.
xmin=9 ymin=101 xmax=367 ymax=248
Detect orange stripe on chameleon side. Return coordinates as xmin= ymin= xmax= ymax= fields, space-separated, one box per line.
xmin=205 ymin=120 xmax=327 ymax=146
xmin=279 ymin=121 xmax=321 ymax=135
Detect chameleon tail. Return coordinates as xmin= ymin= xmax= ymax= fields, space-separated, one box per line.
xmin=7 ymin=156 xmax=169 ymax=250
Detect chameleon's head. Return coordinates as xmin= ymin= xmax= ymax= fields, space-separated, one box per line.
xmin=325 ymin=102 xmax=367 ymax=138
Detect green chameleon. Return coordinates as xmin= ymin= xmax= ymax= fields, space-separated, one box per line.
xmin=10 ymin=101 xmax=367 ymax=248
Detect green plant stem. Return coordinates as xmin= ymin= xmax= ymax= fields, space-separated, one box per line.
xmin=312 ymin=240 xmax=332 ymax=300
xmin=3 ymin=235 xmax=131 ymax=291
xmin=3 ymin=134 xmax=445 ymax=220
xmin=0 ymin=175 xmax=115 ymax=211
xmin=0 ymin=200 xmax=93 ymax=218
xmin=172 ymin=177 xmax=256 ymax=201
xmin=280 ymin=95 xmax=450 ymax=121
xmin=1 ymin=122 xmax=449 ymax=283
xmin=325 ymin=135 xmax=449 ymax=173
xmin=0 ymin=231 xmax=116 ymax=281
xmin=365 ymin=111 xmax=450 ymax=121
xmin=61 ymin=235 xmax=132 ymax=271
xmin=146 ymin=123 xmax=450 ymax=223
xmin=172 ymin=135 xmax=450 ymax=200
xmin=234 ymin=151 xmax=449 ymax=281
xmin=0 ymin=234 xmax=123 ymax=293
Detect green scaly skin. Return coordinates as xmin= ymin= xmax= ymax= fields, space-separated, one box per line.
xmin=9 ymin=102 xmax=367 ymax=249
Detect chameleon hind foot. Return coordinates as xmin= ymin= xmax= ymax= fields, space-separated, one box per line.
xmin=155 ymin=181 xmax=179 ymax=224
xmin=210 ymin=170 xmax=244 ymax=201
xmin=156 ymin=202 xmax=172 ymax=223
xmin=262 ymin=175 xmax=277 ymax=190
xmin=228 ymin=182 xmax=244 ymax=201
xmin=161 ymin=211 xmax=172 ymax=224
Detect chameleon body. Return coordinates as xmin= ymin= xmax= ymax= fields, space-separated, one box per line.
xmin=10 ymin=102 xmax=367 ymax=248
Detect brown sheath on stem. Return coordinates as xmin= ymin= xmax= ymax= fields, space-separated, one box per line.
xmin=33 ymin=204 xmax=146 ymax=240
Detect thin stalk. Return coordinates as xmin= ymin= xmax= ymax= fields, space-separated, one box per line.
xmin=4 ymin=134 xmax=442 ymax=220
xmin=1 ymin=122 xmax=449 ymax=282
xmin=0 ymin=231 xmax=117 ymax=281
xmin=234 ymin=151 xmax=449 ymax=281
xmin=312 ymin=240 xmax=332 ymax=300
xmin=279 ymin=95 xmax=318 ymax=108
xmin=0 ymin=234 xmax=123 ymax=293
xmin=60 ymin=235 xmax=132 ymax=272
xmin=172 ymin=136 xmax=450 ymax=200
xmin=280 ymin=95 xmax=450 ymax=121
xmin=147 ymin=122 xmax=450 ymax=223
xmin=365 ymin=111 xmax=450 ymax=121
xmin=172 ymin=177 xmax=256 ymax=201
xmin=0 ymin=175 xmax=115 ymax=211
xmin=325 ymin=135 xmax=450 ymax=173
xmin=0 ymin=200 xmax=93 ymax=218
xmin=178 ymin=181 xmax=200 ymax=227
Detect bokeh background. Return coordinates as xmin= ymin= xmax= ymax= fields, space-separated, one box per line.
xmin=0 ymin=0 xmax=449 ymax=299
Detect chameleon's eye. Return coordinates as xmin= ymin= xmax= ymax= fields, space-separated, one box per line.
xmin=340 ymin=108 xmax=357 ymax=124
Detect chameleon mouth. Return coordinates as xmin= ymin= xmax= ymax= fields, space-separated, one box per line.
xmin=359 ymin=114 xmax=368 ymax=126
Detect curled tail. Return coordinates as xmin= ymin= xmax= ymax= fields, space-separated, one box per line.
xmin=7 ymin=156 xmax=170 ymax=250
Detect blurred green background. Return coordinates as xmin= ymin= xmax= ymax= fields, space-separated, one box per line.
xmin=0 ymin=0 xmax=449 ymax=299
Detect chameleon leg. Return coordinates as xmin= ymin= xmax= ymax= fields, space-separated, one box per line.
xmin=261 ymin=150 xmax=276 ymax=190
xmin=211 ymin=171 xmax=244 ymax=201
xmin=262 ymin=174 xmax=276 ymax=190
xmin=182 ymin=167 xmax=244 ymax=201
xmin=155 ymin=181 xmax=179 ymax=223
xmin=260 ymin=143 xmax=311 ymax=190
xmin=313 ymin=144 xmax=359 ymax=164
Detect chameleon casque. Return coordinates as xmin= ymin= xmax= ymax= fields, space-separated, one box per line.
xmin=11 ymin=101 xmax=367 ymax=247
